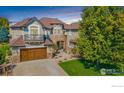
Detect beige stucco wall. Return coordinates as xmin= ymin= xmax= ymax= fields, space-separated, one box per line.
xmin=10 ymin=28 xmax=24 ymax=39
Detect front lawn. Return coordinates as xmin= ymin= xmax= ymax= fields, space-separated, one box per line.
xmin=59 ymin=59 xmax=124 ymax=76
xmin=59 ymin=59 xmax=100 ymax=76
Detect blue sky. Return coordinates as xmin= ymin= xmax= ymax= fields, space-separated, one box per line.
xmin=0 ymin=6 xmax=84 ymax=23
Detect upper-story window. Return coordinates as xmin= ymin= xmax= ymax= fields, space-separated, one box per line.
xmin=69 ymin=30 xmax=72 ymax=35
xmin=53 ymin=24 xmax=62 ymax=30
xmin=30 ymin=26 xmax=38 ymax=35
xmin=54 ymin=29 xmax=63 ymax=35
xmin=65 ymin=30 xmax=72 ymax=35
xmin=44 ymin=30 xmax=47 ymax=35
xmin=51 ymin=24 xmax=64 ymax=35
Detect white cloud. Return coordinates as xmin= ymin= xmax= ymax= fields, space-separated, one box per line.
xmin=63 ymin=17 xmax=81 ymax=24
xmin=61 ymin=15 xmax=81 ymax=24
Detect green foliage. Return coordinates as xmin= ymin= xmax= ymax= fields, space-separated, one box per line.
xmin=0 ymin=18 xmax=9 ymax=30
xmin=0 ymin=17 xmax=9 ymax=43
xmin=0 ymin=43 xmax=10 ymax=65
xmin=77 ymin=6 xmax=124 ymax=65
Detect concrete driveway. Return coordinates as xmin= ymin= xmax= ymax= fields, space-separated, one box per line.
xmin=12 ymin=59 xmax=67 ymax=76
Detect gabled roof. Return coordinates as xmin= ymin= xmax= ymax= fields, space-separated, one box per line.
xmin=12 ymin=17 xmax=42 ymax=27
xmin=13 ymin=18 xmax=31 ymax=27
xmin=9 ymin=36 xmax=25 ymax=47
xmin=40 ymin=17 xmax=64 ymax=28
xmin=64 ymin=22 xmax=80 ymax=30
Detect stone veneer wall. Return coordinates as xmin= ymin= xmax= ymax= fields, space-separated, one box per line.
xmin=50 ymin=34 xmax=67 ymax=51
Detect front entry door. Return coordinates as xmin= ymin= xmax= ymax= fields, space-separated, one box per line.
xmin=57 ymin=41 xmax=64 ymax=49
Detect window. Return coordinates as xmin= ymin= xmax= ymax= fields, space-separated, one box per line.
xmin=69 ymin=30 xmax=72 ymax=35
xmin=44 ymin=30 xmax=47 ymax=35
xmin=30 ymin=26 xmax=38 ymax=35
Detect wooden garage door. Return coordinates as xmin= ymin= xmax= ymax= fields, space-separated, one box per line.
xmin=20 ymin=47 xmax=47 ymax=62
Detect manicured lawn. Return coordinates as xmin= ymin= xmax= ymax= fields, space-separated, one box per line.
xmin=59 ymin=59 xmax=124 ymax=76
xmin=59 ymin=59 xmax=100 ymax=76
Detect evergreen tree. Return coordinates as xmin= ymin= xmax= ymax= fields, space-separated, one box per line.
xmin=77 ymin=6 xmax=124 ymax=66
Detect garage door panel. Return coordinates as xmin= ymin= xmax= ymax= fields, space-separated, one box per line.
xmin=20 ymin=50 xmax=28 ymax=61
xmin=28 ymin=51 xmax=34 ymax=60
xmin=20 ymin=47 xmax=47 ymax=62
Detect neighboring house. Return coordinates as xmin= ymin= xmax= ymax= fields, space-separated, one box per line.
xmin=9 ymin=17 xmax=79 ymax=54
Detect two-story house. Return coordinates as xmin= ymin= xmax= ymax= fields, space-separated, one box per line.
xmin=9 ymin=17 xmax=79 ymax=54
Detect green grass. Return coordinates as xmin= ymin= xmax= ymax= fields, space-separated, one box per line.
xmin=59 ymin=59 xmax=100 ymax=76
xmin=59 ymin=59 xmax=124 ymax=76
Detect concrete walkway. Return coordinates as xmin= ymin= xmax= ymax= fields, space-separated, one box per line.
xmin=12 ymin=59 xmax=67 ymax=76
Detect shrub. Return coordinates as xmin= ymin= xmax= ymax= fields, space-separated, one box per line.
xmin=0 ymin=43 xmax=10 ymax=65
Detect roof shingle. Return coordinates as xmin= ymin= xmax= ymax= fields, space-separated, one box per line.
xmin=44 ymin=39 xmax=53 ymax=46
xmin=64 ymin=22 xmax=80 ymax=30
xmin=9 ymin=36 xmax=25 ymax=47
xmin=40 ymin=17 xmax=64 ymax=28
xmin=13 ymin=18 xmax=31 ymax=27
